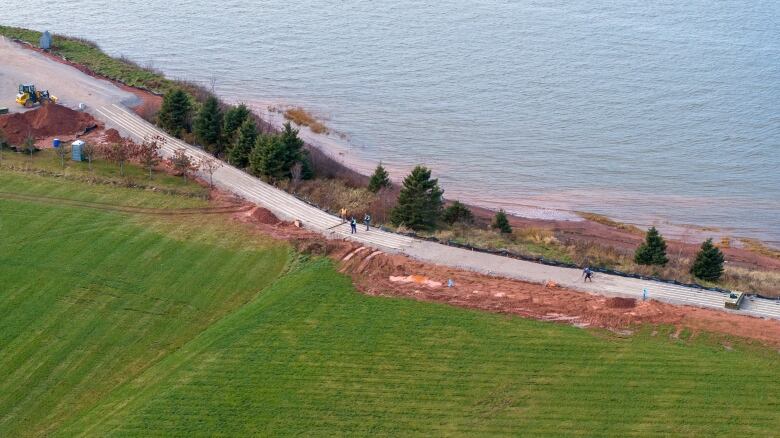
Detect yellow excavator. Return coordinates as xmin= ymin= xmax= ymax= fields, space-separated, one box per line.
xmin=16 ymin=83 xmax=58 ymax=107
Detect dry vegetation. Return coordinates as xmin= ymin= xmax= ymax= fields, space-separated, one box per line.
xmin=279 ymin=178 xmax=396 ymax=224
xmin=422 ymin=224 xmax=780 ymax=297
xmin=284 ymin=107 xmax=328 ymax=134
xmin=740 ymin=238 xmax=780 ymax=259
xmin=577 ymin=211 xmax=643 ymax=234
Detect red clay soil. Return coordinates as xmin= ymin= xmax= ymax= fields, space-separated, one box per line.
xmin=119 ymin=84 xmax=162 ymax=120
xmin=230 ymin=203 xmax=780 ymax=348
xmin=0 ymin=103 xmax=99 ymax=145
xmin=100 ymin=128 xmax=123 ymax=144
xmin=606 ymin=297 xmax=637 ymax=309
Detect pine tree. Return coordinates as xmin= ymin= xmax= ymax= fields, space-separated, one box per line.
xmin=194 ymin=96 xmax=223 ymax=154
xmin=249 ymin=134 xmax=286 ymax=179
xmin=492 ymin=209 xmax=512 ymax=234
xmin=222 ymin=104 xmax=251 ymax=143
xmin=690 ymin=238 xmax=725 ymax=281
xmin=228 ymin=119 xmax=256 ymax=168
xmin=278 ymin=122 xmax=309 ymax=177
xmin=390 ymin=165 xmax=444 ymax=230
xmin=157 ymin=89 xmax=192 ymax=137
xmin=634 ymin=226 xmax=669 ymax=265
xmin=368 ymin=163 xmax=391 ymax=193
xmin=442 ymin=201 xmax=474 ymax=225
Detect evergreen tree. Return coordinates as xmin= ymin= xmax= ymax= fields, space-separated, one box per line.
xmin=492 ymin=209 xmax=512 ymax=234
xmin=278 ymin=122 xmax=310 ymax=178
xmin=442 ymin=201 xmax=474 ymax=225
xmin=390 ymin=165 xmax=444 ymax=230
xmin=194 ymin=96 xmax=223 ymax=154
xmin=634 ymin=226 xmax=669 ymax=266
xmin=223 ymin=104 xmax=251 ymax=143
xmin=368 ymin=163 xmax=391 ymax=193
xmin=157 ymin=89 xmax=192 ymax=137
xmin=690 ymin=238 xmax=725 ymax=281
xmin=249 ymin=134 xmax=286 ymax=179
xmin=228 ymin=119 xmax=257 ymax=168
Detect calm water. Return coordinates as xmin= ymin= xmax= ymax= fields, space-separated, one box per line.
xmin=2 ymin=1 xmax=779 ymax=244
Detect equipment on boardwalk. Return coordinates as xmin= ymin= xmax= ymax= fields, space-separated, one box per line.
xmin=725 ymin=291 xmax=745 ymax=309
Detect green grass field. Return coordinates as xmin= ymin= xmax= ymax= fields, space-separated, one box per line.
xmin=1 ymin=170 xmax=778 ymax=436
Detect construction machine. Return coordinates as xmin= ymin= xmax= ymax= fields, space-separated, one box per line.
xmin=725 ymin=291 xmax=745 ymax=310
xmin=15 ymin=84 xmax=58 ymax=107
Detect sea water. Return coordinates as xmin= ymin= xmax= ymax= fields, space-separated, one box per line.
xmin=2 ymin=0 xmax=778 ymax=244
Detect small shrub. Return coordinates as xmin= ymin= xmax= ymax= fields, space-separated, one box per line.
xmin=442 ymin=201 xmax=474 ymax=225
xmin=492 ymin=210 xmax=512 ymax=234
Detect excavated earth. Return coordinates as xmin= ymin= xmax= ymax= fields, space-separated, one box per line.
xmin=231 ymin=203 xmax=780 ymax=348
xmin=0 ymin=103 xmax=99 ymax=145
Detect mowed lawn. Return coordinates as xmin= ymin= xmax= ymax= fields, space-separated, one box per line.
xmin=1 ymin=171 xmax=779 ymax=437
xmin=0 ymin=172 xmax=289 ymax=436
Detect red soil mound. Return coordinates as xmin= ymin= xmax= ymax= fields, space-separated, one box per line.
xmin=0 ymin=104 xmax=98 ymax=145
xmin=101 ymin=128 xmax=122 ymax=144
xmin=250 ymin=207 xmax=280 ymax=225
xmin=606 ymin=297 xmax=637 ymax=309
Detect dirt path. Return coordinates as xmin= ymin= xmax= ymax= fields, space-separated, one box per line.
xmin=0 ymin=192 xmax=252 ymax=215
xmin=0 ymin=36 xmax=137 ymax=115
xmin=2 ymin=36 xmax=778 ymax=321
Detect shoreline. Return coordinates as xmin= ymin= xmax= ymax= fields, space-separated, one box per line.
xmin=246 ymin=102 xmax=780 ymax=271
xmin=3 ymin=29 xmax=778 ymax=272
xmin=3 ymin=26 xmax=775 ymax=250
xmin=245 ymin=98 xmax=777 ymax=251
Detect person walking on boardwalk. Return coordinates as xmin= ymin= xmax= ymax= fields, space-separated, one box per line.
xmin=364 ymin=213 xmax=371 ymax=231
xmin=350 ymin=217 xmax=357 ymax=234
xmin=340 ymin=207 xmax=347 ymax=223
xmin=582 ymin=266 xmax=593 ymax=282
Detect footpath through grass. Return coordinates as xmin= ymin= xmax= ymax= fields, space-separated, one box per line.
xmin=0 ymin=171 xmax=778 ymax=436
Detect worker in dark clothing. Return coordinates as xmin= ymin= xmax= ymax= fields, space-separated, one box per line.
xmin=582 ymin=267 xmax=593 ymax=282
xmin=364 ymin=213 xmax=371 ymax=231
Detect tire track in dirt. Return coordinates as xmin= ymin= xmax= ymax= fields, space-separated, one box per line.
xmin=0 ymin=192 xmax=252 ymax=216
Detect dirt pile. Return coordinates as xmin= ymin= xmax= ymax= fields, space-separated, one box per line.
xmin=606 ymin=297 xmax=637 ymax=308
xmin=0 ymin=104 xmax=98 ymax=145
xmin=250 ymin=207 xmax=281 ymax=225
xmin=101 ymin=128 xmax=123 ymax=144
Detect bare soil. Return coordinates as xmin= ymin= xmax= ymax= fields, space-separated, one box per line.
xmin=231 ymin=203 xmax=780 ymax=348
xmin=0 ymin=103 xmax=98 ymax=145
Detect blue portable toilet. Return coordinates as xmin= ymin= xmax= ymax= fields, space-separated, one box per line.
xmin=39 ymin=31 xmax=52 ymax=50
xmin=71 ymin=140 xmax=85 ymax=161
xmin=53 ymin=138 xmax=61 ymax=148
